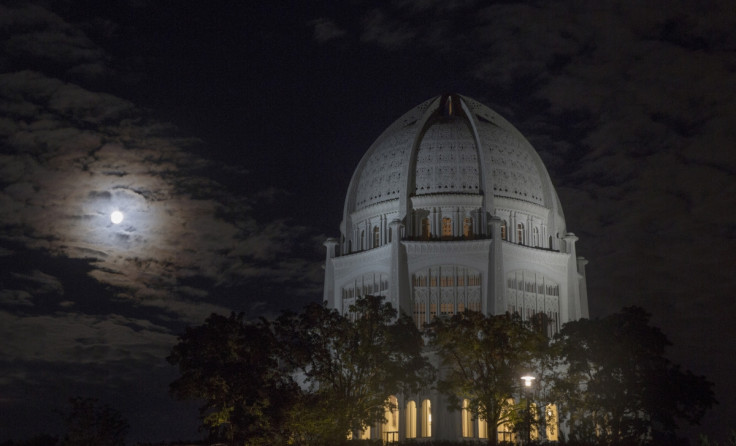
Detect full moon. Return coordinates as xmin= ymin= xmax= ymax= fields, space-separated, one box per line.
xmin=110 ymin=210 xmax=124 ymax=224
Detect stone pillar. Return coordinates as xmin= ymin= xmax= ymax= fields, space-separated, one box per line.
xmin=488 ymin=217 xmax=505 ymax=315
xmin=389 ymin=219 xmax=411 ymax=316
xmin=577 ymin=257 xmax=590 ymax=318
xmin=563 ymin=233 xmax=580 ymax=321
xmin=323 ymin=238 xmax=338 ymax=308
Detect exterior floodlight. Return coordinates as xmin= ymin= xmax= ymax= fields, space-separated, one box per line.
xmin=521 ymin=375 xmax=535 ymax=387
xmin=110 ymin=210 xmax=124 ymax=224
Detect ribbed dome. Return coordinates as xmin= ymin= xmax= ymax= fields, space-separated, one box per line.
xmin=344 ymin=94 xmax=562 ymax=229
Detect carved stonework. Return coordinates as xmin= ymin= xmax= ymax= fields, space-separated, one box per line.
xmin=414 ymin=119 xmax=480 ymax=195
xmin=354 ymin=124 xmax=417 ymax=211
xmin=477 ymin=122 xmax=544 ymax=206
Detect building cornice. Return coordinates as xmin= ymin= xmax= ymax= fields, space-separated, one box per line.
xmin=493 ymin=196 xmax=550 ymax=219
xmin=402 ymin=239 xmax=492 ymax=255
xmin=350 ymin=199 xmax=400 ymax=222
xmin=332 ymin=244 xmax=392 ymax=271
xmin=410 ymin=193 xmax=484 ymax=209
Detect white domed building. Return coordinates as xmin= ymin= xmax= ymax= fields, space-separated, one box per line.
xmin=323 ymin=94 xmax=589 ymax=442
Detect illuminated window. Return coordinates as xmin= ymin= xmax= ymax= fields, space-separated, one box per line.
xmin=414 ymin=300 xmax=426 ymax=329
xmin=545 ymin=404 xmax=558 ymax=441
xmin=442 ymin=217 xmax=452 ymax=238
xmin=440 ymin=301 xmax=453 ymax=316
xmin=517 ymin=223 xmax=524 ymax=244
xmin=373 ymin=226 xmax=380 ymax=248
xmin=406 ymin=401 xmax=417 ymax=438
xmin=383 ymin=395 xmax=399 ymax=443
xmin=463 ymin=217 xmax=473 ymax=237
xmin=462 ymin=399 xmax=473 ymax=438
xmin=421 ymin=218 xmax=431 ymax=239
xmin=421 ymin=399 xmax=432 ymax=437
xmin=478 ymin=417 xmax=488 ymax=439
xmin=501 ymin=220 xmax=507 ymax=240
xmin=497 ymin=398 xmax=516 ymax=443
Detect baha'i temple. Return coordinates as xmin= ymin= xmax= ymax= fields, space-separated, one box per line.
xmin=323 ymin=94 xmax=589 ymax=442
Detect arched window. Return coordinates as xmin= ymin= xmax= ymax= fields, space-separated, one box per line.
xmin=441 ymin=217 xmax=452 ymax=238
xmin=545 ymin=404 xmax=559 ymax=441
xmin=383 ymin=395 xmax=399 ymax=443
xmin=421 ymin=218 xmax=431 ymax=239
xmin=517 ymin=223 xmax=525 ymax=244
xmin=406 ymin=400 xmax=417 ymax=439
xmin=501 ymin=220 xmax=507 ymax=240
xmin=463 ymin=217 xmax=473 ymax=238
xmin=421 ymin=399 xmax=432 ymax=437
xmin=373 ymin=226 xmax=380 ymax=248
xmin=462 ymin=399 xmax=473 ymax=438
xmin=478 ymin=417 xmax=488 ymax=439
xmin=533 ymin=227 xmax=539 ymax=247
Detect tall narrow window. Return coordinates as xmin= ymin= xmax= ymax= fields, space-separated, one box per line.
xmin=388 ymin=227 xmax=392 ymax=243
xmin=517 ymin=223 xmax=524 ymax=244
xmin=501 ymin=220 xmax=507 ymax=240
xmin=414 ymin=300 xmax=426 ymax=329
xmin=442 ymin=217 xmax=452 ymax=238
xmin=421 ymin=399 xmax=432 ymax=437
xmin=463 ymin=217 xmax=473 ymax=238
xmin=421 ymin=218 xmax=431 ymax=239
xmin=545 ymin=404 xmax=559 ymax=441
xmin=462 ymin=399 xmax=473 ymax=438
xmin=360 ymin=230 xmax=365 ymax=250
xmin=533 ymin=227 xmax=539 ymax=247
xmin=373 ymin=226 xmax=380 ymax=248
xmin=383 ymin=395 xmax=399 ymax=443
xmin=406 ymin=401 xmax=417 ymax=439
xmin=478 ymin=417 xmax=488 ymax=439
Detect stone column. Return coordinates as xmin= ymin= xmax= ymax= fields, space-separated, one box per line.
xmin=488 ymin=217 xmax=505 ymax=315
xmin=323 ymin=238 xmax=338 ymax=309
xmin=563 ymin=233 xmax=580 ymax=321
xmin=577 ymin=257 xmax=590 ymax=318
xmin=389 ymin=219 xmax=411 ymax=316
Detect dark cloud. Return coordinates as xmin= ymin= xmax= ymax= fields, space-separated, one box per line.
xmin=2 ymin=0 xmax=735 ymax=443
xmin=0 ymin=2 xmax=324 ymax=441
xmin=310 ymin=17 xmax=347 ymax=43
xmin=327 ymin=0 xmax=736 ymax=439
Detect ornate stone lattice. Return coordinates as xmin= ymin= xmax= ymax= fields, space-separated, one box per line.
xmin=506 ymin=270 xmax=559 ymax=335
xmin=354 ymin=124 xmax=416 ymax=210
xmin=414 ymin=119 xmax=480 ymax=195
xmin=476 ymin=121 xmax=544 ymax=205
xmin=411 ymin=265 xmax=482 ymax=328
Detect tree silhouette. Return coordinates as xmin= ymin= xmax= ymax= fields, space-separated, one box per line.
xmin=553 ymin=306 xmax=716 ymax=445
xmin=60 ymin=397 xmax=128 ymax=446
xmin=428 ymin=311 xmax=547 ymax=446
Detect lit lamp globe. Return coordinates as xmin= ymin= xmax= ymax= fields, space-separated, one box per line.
xmin=110 ymin=211 xmax=124 ymax=225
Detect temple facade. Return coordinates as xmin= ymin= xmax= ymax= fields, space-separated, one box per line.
xmin=323 ymin=94 xmax=589 ymax=442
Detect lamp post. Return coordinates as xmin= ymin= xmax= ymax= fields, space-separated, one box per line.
xmin=521 ymin=375 xmax=535 ymax=444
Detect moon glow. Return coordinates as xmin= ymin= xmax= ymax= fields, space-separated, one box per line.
xmin=110 ymin=210 xmax=124 ymax=224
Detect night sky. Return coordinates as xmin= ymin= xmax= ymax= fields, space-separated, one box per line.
xmin=1 ymin=1 xmax=734 ymax=443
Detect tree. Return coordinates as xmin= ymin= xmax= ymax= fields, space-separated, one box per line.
xmin=553 ymin=306 xmax=716 ymax=445
xmin=427 ymin=311 xmax=547 ymax=446
xmin=60 ymin=397 xmax=128 ymax=446
xmin=167 ymin=313 xmax=297 ymax=445
xmin=276 ymin=295 xmax=432 ymax=443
